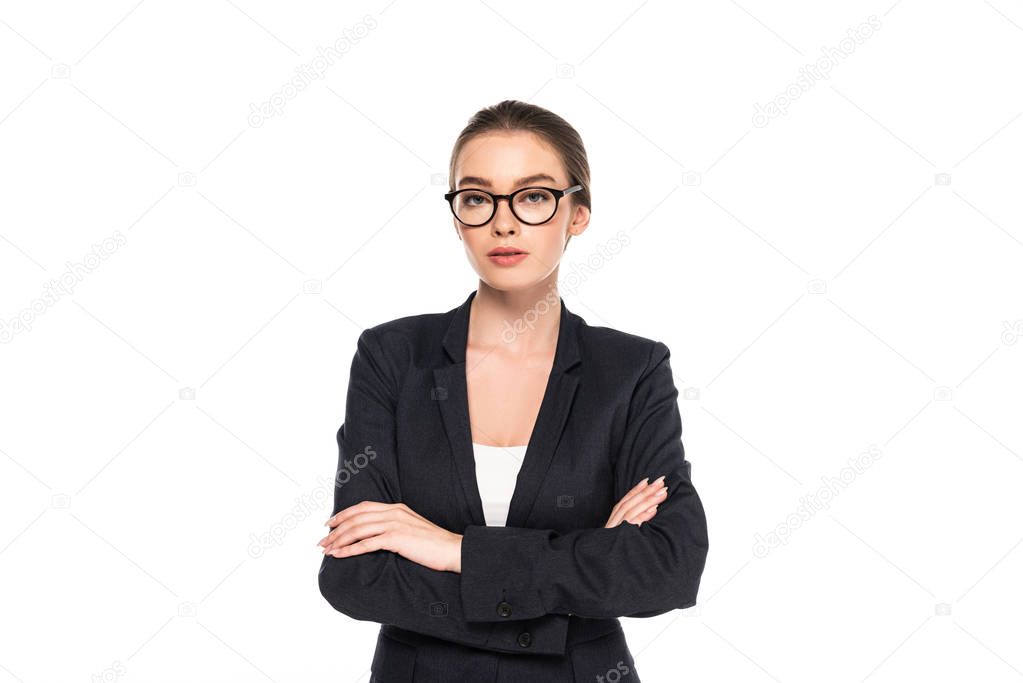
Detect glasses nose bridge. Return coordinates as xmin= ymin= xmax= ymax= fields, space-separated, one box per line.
xmin=491 ymin=191 xmax=518 ymax=224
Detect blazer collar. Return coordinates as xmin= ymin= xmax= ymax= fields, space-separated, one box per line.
xmin=440 ymin=289 xmax=582 ymax=373
xmin=433 ymin=289 xmax=583 ymax=528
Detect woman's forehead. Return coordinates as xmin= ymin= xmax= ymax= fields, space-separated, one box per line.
xmin=455 ymin=133 xmax=566 ymax=185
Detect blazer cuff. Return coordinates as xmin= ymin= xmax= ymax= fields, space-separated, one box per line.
xmin=486 ymin=613 xmax=569 ymax=655
xmin=461 ymin=524 xmax=549 ymax=622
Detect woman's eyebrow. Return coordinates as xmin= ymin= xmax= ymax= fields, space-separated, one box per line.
xmin=457 ymin=173 xmax=558 ymax=189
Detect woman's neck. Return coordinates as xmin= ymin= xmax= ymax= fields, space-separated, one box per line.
xmin=468 ymin=281 xmax=561 ymax=357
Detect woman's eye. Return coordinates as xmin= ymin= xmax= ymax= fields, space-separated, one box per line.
xmin=523 ymin=191 xmax=549 ymax=203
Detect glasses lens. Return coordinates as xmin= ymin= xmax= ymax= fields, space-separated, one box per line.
xmin=452 ymin=188 xmax=559 ymax=226
xmin=512 ymin=188 xmax=557 ymax=224
xmin=452 ymin=190 xmax=493 ymax=226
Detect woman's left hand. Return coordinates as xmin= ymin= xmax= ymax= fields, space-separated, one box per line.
xmin=319 ymin=501 xmax=463 ymax=573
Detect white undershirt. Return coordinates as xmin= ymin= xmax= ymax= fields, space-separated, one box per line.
xmin=471 ymin=442 xmax=527 ymax=526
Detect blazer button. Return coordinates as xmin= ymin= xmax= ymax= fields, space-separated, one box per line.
xmin=496 ymin=601 xmax=512 ymax=617
xmin=517 ymin=632 xmax=532 ymax=648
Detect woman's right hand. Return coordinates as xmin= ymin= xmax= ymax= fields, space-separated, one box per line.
xmin=604 ymin=475 xmax=667 ymax=528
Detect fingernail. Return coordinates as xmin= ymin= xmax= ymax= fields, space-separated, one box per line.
xmin=654 ymin=475 xmax=665 ymax=483
xmin=642 ymin=477 xmax=650 ymax=485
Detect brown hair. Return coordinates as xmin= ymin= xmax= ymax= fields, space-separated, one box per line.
xmin=447 ymin=99 xmax=591 ymax=215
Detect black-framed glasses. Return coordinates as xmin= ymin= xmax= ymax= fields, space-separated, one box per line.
xmin=444 ymin=184 xmax=583 ymax=227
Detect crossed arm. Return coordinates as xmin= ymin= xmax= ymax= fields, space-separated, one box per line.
xmin=316 ymin=328 xmax=709 ymax=655
xmin=318 ymin=474 xmax=668 ymax=572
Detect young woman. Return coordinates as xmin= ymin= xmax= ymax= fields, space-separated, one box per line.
xmin=318 ymin=100 xmax=709 ymax=682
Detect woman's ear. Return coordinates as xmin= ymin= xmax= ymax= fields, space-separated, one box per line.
xmin=570 ymin=204 xmax=590 ymax=234
xmin=564 ymin=204 xmax=589 ymax=252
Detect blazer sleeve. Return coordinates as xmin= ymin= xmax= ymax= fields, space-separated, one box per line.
xmin=318 ymin=327 xmax=571 ymax=655
xmin=459 ymin=340 xmax=710 ymax=622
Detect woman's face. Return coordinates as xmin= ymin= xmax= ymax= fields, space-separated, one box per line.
xmin=451 ymin=130 xmax=589 ymax=289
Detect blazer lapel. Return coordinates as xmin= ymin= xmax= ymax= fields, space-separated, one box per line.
xmin=505 ymin=369 xmax=579 ymax=527
xmin=433 ymin=361 xmax=484 ymax=526
xmin=432 ymin=290 xmax=582 ymax=529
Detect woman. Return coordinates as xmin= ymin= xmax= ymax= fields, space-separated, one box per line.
xmin=317 ymin=100 xmax=709 ymax=682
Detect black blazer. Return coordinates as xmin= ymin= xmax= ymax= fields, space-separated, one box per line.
xmin=318 ymin=290 xmax=709 ymax=682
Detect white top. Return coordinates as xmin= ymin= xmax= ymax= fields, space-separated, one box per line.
xmin=471 ymin=442 xmax=527 ymax=526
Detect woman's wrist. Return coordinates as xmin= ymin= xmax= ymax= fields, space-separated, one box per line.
xmin=450 ymin=533 xmax=463 ymax=573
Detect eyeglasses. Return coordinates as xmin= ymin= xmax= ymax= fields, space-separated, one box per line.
xmin=444 ymin=184 xmax=583 ymax=227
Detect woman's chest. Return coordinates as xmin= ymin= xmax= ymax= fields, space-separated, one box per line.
xmin=392 ymin=366 xmax=630 ymax=531
xmin=464 ymin=348 xmax=551 ymax=447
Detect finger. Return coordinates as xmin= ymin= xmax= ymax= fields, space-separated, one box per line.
xmin=322 ymin=511 xmax=401 ymax=551
xmin=606 ymin=478 xmax=652 ymax=526
xmin=326 ymin=501 xmax=399 ymax=528
xmin=626 ymin=500 xmax=662 ymax=524
xmin=611 ymin=476 xmax=664 ymax=518
xmin=329 ymin=536 xmax=383 ymax=558
xmin=625 ymin=477 xmax=651 ymax=498
xmin=325 ymin=500 xmax=371 ymax=528
xmin=619 ymin=498 xmax=655 ymax=526
xmin=635 ymin=505 xmax=659 ymax=526
xmin=320 ymin=509 xmax=397 ymax=547
xmin=626 ymin=507 xmax=655 ymax=526
xmin=610 ymin=478 xmax=665 ymax=525
xmin=323 ymin=519 xmax=393 ymax=553
xmin=609 ymin=478 xmax=650 ymax=514
xmin=617 ymin=482 xmax=667 ymax=522
xmin=612 ymin=478 xmax=650 ymax=512
xmin=326 ymin=500 xmax=401 ymax=528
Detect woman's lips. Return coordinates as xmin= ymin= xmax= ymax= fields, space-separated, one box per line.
xmin=487 ymin=252 xmax=528 ymax=266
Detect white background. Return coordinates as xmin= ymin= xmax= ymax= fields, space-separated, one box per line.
xmin=1 ymin=1 xmax=1022 ymax=681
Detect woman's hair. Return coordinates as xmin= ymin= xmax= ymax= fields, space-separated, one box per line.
xmin=447 ymin=99 xmax=591 ymax=214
